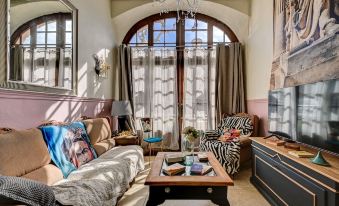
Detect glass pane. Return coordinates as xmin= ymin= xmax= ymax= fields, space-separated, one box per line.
xmin=154 ymin=19 xmax=165 ymax=30
xmin=36 ymin=33 xmax=46 ymax=45
xmin=225 ymin=34 xmax=230 ymax=42
xmin=21 ymin=29 xmax=31 ymax=45
xmin=185 ymin=31 xmax=196 ymax=44
xmin=65 ymin=32 xmax=72 ymax=45
xmin=197 ymin=20 xmax=207 ymax=29
xmin=165 ymin=18 xmax=176 ymax=30
xmin=213 ymin=26 xmax=224 ymax=42
xmin=47 ymin=33 xmax=56 ymax=44
xmin=185 ymin=19 xmax=196 ymax=30
xmin=197 ymin=31 xmax=207 ymax=42
xmin=130 ymin=34 xmax=137 ymax=44
xmin=154 ymin=31 xmax=164 ymax=43
xmin=154 ymin=43 xmax=164 ymax=47
xmin=137 ymin=26 xmax=148 ymax=43
xmin=165 ymin=43 xmax=176 ymax=47
xmin=165 ymin=31 xmax=176 ymax=43
xmin=65 ymin=20 xmax=72 ymax=32
xmin=47 ymin=21 xmax=57 ymax=31
xmin=37 ymin=23 xmax=46 ymax=32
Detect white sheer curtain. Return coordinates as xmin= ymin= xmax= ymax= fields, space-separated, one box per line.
xmin=132 ymin=47 xmax=179 ymax=150
xmin=183 ymin=47 xmax=216 ymax=132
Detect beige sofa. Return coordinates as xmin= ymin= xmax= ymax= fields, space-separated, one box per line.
xmin=0 ymin=118 xmax=144 ymax=205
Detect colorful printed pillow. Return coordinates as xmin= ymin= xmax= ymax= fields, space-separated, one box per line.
xmin=39 ymin=122 xmax=97 ymax=177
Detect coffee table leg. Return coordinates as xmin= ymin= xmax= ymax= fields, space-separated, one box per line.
xmin=211 ymin=198 xmax=230 ymax=206
xmin=146 ymin=187 xmax=165 ymax=206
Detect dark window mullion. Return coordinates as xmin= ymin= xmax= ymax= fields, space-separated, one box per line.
xmin=149 ymin=23 xmax=153 ymax=47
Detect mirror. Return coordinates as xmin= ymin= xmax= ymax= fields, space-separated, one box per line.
xmin=3 ymin=0 xmax=77 ymax=95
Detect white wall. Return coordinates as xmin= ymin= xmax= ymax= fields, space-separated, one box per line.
xmin=69 ymin=0 xmax=114 ymax=99
xmin=10 ymin=2 xmax=70 ymax=34
xmin=245 ymin=0 xmax=273 ymax=100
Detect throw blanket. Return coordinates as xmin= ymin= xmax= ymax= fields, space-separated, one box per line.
xmin=52 ymin=146 xmax=144 ymax=206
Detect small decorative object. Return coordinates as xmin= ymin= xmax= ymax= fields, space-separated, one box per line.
xmin=165 ymin=153 xmax=185 ymax=164
xmin=93 ymin=54 xmax=111 ymax=78
xmin=118 ymin=130 xmax=134 ymax=136
xmin=218 ymin=128 xmax=241 ymax=142
xmin=311 ymin=151 xmax=331 ymax=167
xmin=197 ymin=153 xmax=208 ymax=162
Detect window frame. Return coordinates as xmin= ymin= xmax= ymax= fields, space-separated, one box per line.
xmin=123 ymin=12 xmax=239 ymax=46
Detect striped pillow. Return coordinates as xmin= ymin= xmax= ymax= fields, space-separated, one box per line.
xmin=217 ymin=116 xmax=253 ymax=137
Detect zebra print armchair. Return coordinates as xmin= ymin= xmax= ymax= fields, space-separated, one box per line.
xmin=199 ymin=113 xmax=257 ymax=175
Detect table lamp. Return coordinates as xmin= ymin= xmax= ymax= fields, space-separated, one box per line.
xmin=111 ymin=101 xmax=133 ymax=133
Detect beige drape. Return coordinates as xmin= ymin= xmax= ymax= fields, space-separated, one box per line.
xmin=215 ymin=43 xmax=246 ymax=125
xmin=117 ymin=45 xmax=133 ymax=104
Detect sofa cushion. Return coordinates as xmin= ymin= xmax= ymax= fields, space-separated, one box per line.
xmin=0 ymin=128 xmax=51 ymax=177
xmin=0 ymin=176 xmax=56 ymax=206
xmin=92 ymin=139 xmax=115 ymax=156
xmin=40 ymin=122 xmax=98 ymax=177
xmin=83 ymin=118 xmax=113 ymax=156
xmin=21 ymin=164 xmax=63 ymax=186
xmin=83 ymin=118 xmax=111 ymax=145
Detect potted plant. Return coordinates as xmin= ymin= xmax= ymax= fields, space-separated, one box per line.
xmin=182 ymin=126 xmax=199 ymax=154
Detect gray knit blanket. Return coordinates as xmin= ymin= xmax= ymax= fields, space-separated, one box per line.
xmin=52 ymin=145 xmax=144 ymax=206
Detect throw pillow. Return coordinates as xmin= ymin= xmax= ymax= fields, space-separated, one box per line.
xmin=40 ymin=121 xmax=98 ymax=177
xmin=0 ymin=176 xmax=56 ymax=206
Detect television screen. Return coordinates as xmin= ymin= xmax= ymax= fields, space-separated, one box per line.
xmin=268 ymin=86 xmax=297 ymax=140
xmin=268 ymin=79 xmax=339 ymax=155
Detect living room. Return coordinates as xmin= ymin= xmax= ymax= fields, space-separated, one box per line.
xmin=0 ymin=0 xmax=338 ymax=206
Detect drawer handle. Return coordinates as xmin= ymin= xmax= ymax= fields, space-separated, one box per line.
xmin=207 ymin=188 xmax=213 ymax=194
xmin=164 ymin=187 xmax=171 ymax=193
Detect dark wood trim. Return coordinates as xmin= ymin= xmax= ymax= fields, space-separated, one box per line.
xmin=122 ymin=11 xmax=239 ymax=45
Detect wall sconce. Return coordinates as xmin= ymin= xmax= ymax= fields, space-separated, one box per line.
xmin=93 ymin=54 xmax=111 ymax=78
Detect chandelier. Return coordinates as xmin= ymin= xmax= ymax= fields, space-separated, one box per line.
xmin=153 ymin=0 xmax=201 ymax=22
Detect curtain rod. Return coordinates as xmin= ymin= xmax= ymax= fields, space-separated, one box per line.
xmin=128 ymin=42 xmax=236 ymax=48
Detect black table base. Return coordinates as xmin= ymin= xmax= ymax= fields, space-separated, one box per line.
xmin=146 ymin=186 xmax=230 ymax=206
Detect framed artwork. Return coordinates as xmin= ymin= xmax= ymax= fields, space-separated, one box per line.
xmin=140 ymin=118 xmax=152 ymax=133
xmin=271 ymin=0 xmax=339 ymax=90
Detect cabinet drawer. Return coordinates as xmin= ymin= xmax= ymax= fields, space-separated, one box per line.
xmin=253 ymin=149 xmax=327 ymax=206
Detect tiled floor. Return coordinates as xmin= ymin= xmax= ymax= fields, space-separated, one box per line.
xmin=117 ymin=157 xmax=270 ymax=206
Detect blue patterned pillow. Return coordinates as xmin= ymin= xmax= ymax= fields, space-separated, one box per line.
xmin=40 ymin=122 xmax=97 ymax=177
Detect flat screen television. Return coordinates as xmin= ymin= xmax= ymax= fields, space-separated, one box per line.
xmin=268 ymin=79 xmax=339 ymax=155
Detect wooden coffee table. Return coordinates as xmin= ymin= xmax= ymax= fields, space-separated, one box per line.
xmin=145 ymin=152 xmax=234 ymax=206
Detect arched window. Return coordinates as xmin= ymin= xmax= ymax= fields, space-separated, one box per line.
xmin=10 ymin=13 xmax=72 ymax=89
xmin=123 ymin=13 xmax=239 ymax=147
xmin=123 ymin=12 xmax=238 ymax=47
xmin=12 ymin=13 xmax=72 ymax=49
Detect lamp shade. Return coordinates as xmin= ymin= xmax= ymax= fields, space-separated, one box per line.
xmin=111 ymin=101 xmax=133 ymax=116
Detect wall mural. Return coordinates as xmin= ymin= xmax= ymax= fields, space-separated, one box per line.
xmin=271 ymin=0 xmax=339 ymax=90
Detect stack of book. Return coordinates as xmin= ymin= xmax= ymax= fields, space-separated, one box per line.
xmin=266 ymin=139 xmax=285 ymax=146
xmin=288 ymin=151 xmax=314 ymax=158
xmin=165 ymin=153 xmax=185 ymax=164
xmin=197 ymin=153 xmax=208 ymax=162
xmin=190 ymin=163 xmax=213 ymax=175
xmin=162 ymin=163 xmax=186 ymax=176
